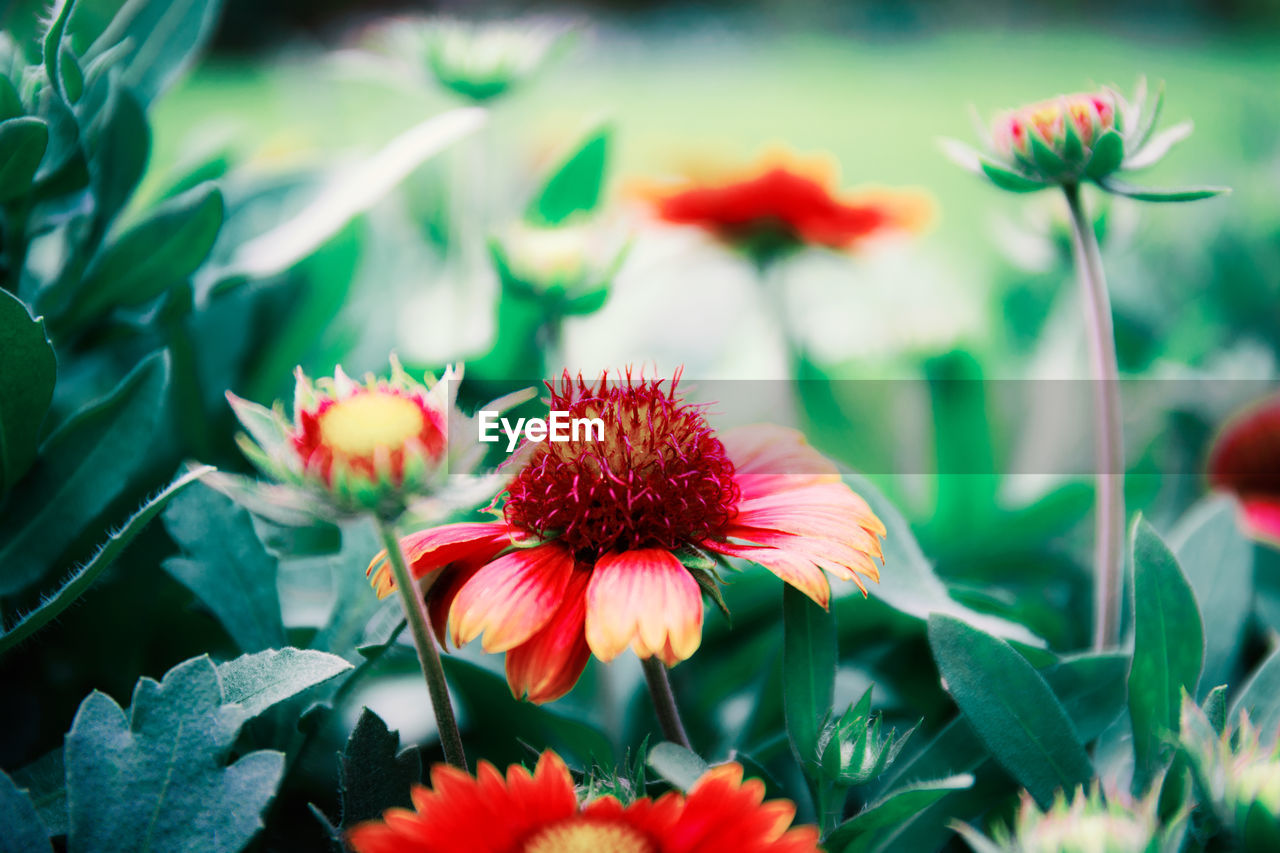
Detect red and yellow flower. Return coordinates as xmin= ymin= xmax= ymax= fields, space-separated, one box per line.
xmin=228 ymin=358 xmax=460 ymax=517
xmin=1208 ymin=393 xmax=1280 ymax=545
xmin=347 ymin=750 xmax=821 ymax=853
xmin=639 ymin=152 xmax=931 ymax=264
xmin=368 ymin=370 xmax=885 ymax=703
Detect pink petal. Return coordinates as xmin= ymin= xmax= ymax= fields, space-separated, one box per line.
xmin=450 ymin=543 xmax=576 ymax=653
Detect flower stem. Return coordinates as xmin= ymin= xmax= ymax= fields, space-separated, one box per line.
xmin=641 ymin=656 xmax=692 ymax=748
xmin=375 ymin=516 xmax=468 ymax=769
xmin=1063 ymin=183 xmax=1125 ymax=651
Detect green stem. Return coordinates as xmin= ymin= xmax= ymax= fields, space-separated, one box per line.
xmin=641 ymin=656 xmax=691 ymax=748
xmin=375 ymin=516 xmax=468 ymax=769
xmin=1063 ymin=183 xmax=1125 ymax=651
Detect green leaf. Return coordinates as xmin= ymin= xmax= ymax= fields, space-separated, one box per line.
xmin=1231 ymin=645 xmax=1280 ymax=743
xmin=85 ymin=83 xmax=150 ymax=230
xmin=927 ymin=614 xmax=1093 ymax=807
xmin=42 ymin=0 xmax=77 ymax=103
xmin=1096 ymin=177 xmax=1230 ymax=202
xmin=162 ymin=484 xmax=286 ymax=653
xmin=1029 ymin=134 xmax=1066 ymax=178
xmin=85 ymin=0 xmax=224 ymax=104
xmin=0 ymin=351 xmax=170 ymax=596
xmin=298 ymin=518 xmax=385 ymax=656
xmin=1171 ymin=497 xmax=1252 ymax=696
xmin=824 ymin=774 xmax=973 ymax=853
xmin=526 ymin=124 xmax=611 ymax=225
xmin=10 ymin=748 xmax=67 ymax=837
xmin=782 ymin=582 xmax=836 ymax=770
xmin=337 ymin=708 xmax=421 ymax=829
xmin=0 ymin=466 xmax=213 ymax=657
xmin=65 ymin=655 xmax=284 ymax=852
xmin=1124 ymin=121 xmax=1192 ymax=171
xmin=225 ymin=108 xmax=485 ymax=280
xmin=0 ymin=768 xmax=51 ymax=853
xmin=845 ymin=473 xmax=1044 ymax=646
xmin=1128 ymin=516 xmax=1205 ymax=790
xmin=1202 ymin=685 xmax=1228 ymax=735
xmin=647 ymin=741 xmax=709 ymax=792
xmin=1085 ymin=130 xmax=1125 ymax=178
xmin=0 ymin=290 xmax=56 ymax=495
xmin=0 ymin=76 xmax=22 ymax=122
xmin=978 ymin=157 xmax=1048 ymax=193
xmin=217 ymin=648 xmax=352 ymax=718
xmin=68 ymin=183 xmax=223 ymax=328
xmin=0 ymin=117 xmax=50 ymax=202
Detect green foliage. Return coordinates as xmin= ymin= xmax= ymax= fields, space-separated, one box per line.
xmin=646 ymin=741 xmax=709 ymax=792
xmin=525 ymin=124 xmax=611 ymax=226
xmin=217 ymin=647 xmax=352 ymax=717
xmin=0 ymin=768 xmax=51 ymax=853
xmin=928 ymin=614 xmax=1094 ymax=807
xmin=825 ymin=774 xmax=974 ymax=853
xmin=0 ymin=289 xmax=55 ymax=494
xmin=65 ymin=655 xmax=284 ymax=853
xmin=1128 ymin=516 xmax=1205 ymax=790
xmin=334 ymin=708 xmax=421 ymax=829
xmin=782 ymin=582 xmax=836 ymax=770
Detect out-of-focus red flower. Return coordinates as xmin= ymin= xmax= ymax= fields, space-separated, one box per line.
xmin=639 ymin=153 xmax=931 ymax=263
xmin=1208 ymin=394 xmax=1280 ymax=543
xmin=347 ymin=750 xmax=822 ymax=853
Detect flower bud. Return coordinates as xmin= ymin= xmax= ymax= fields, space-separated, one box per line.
xmin=490 ymin=222 xmax=625 ymax=316
xmin=420 ymin=19 xmax=570 ymax=102
xmin=956 ymin=786 xmax=1171 ymax=853
xmin=812 ymin=686 xmax=913 ymax=787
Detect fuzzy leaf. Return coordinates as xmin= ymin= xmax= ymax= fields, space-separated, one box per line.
xmin=0 ymin=768 xmax=51 ymax=853
xmin=0 ymin=466 xmax=213 ymax=656
xmin=0 ymin=117 xmax=49 ymax=202
xmin=928 ymin=614 xmax=1093 ymax=807
xmin=1096 ymin=177 xmax=1229 ymax=202
xmin=1231 ymin=645 xmax=1280 ymax=744
xmin=162 ymin=484 xmax=286 ymax=653
xmin=0 ymin=351 xmax=170 ymax=595
xmin=1128 ymin=516 xmax=1205 ymax=790
xmin=782 ymin=582 xmax=836 ymax=770
xmin=217 ymin=648 xmax=352 ymax=718
xmin=647 ymin=741 xmax=709 ymax=792
xmin=85 ymin=0 xmax=225 ymax=104
xmin=526 ymin=124 xmax=611 ymax=225
xmin=336 ymin=708 xmax=421 ymax=829
xmin=0 ymin=290 xmax=56 ymax=495
xmin=65 ymin=655 xmax=284 ymax=852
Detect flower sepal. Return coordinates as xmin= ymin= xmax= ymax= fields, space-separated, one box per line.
xmin=810 ymin=686 xmax=915 ymax=788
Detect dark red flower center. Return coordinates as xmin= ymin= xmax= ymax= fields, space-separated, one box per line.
xmin=501 ymin=373 xmax=739 ymax=559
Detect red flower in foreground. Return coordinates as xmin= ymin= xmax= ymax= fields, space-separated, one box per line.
xmin=642 ymin=154 xmax=930 ymax=261
xmin=1208 ymin=394 xmax=1280 ymax=543
xmin=347 ymin=751 xmax=820 ymax=853
xmin=369 ymin=371 xmax=885 ymax=703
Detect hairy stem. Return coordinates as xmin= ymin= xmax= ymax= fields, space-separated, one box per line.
xmin=1064 ymin=183 xmax=1125 ymax=650
xmin=641 ymin=656 xmax=692 ymax=748
xmin=375 ymin=516 xmax=468 ymax=769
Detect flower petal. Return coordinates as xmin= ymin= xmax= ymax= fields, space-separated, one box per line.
xmin=450 ymin=542 xmax=576 ymax=652
xmin=585 ymin=548 xmax=703 ymax=664
xmin=367 ymin=521 xmax=510 ymax=598
xmin=505 ymin=567 xmax=592 ymax=703
xmin=705 ymin=541 xmax=832 ymax=608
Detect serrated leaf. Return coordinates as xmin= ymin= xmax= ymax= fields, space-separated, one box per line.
xmin=217 ymin=648 xmax=352 ymax=718
xmin=162 ymin=484 xmax=286 ymax=653
xmin=647 ymin=741 xmax=709 ymax=792
xmin=1231 ymin=645 xmax=1280 ymax=744
xmin=979 ymin=158 xmax=1048 ymax=193
xmin=782 ymin=582 xmax=835 ymax=771
xmin=0 ymin=351 xmax=170 ymax=595
xmin=338 ymin=708 xmax=421 ymax=829
xmin=824 ymin=774 xmax=973 ymax=853
xmin=65 ymin=655 xmax=284 ymax=853
xmin=0 ymin=466 xmax=213 ymax=657
xmin=0 ymin=768 xmax=51 ymax=853
xmin=1085 ymin=129 xmax=1125 ymax=179
xmin=1096 ymin=177 xmax=1229 ymax=202
xmin=1128 ymin=516 xmax=1204 ymax=790
xmin=845 ymin=473 xmax=1043 ymax=646
xmin=66 ymin=183 xmax=223 ymax=329
xmin=0 ymin=290 xmax=56 ymax=495
xmin=526 ymin=124 xmax=611 ymax=225
xmin=0 ymin=117 xmax=49 ymax=202
xmin=1171 ymin=497 xmax=1252 ymax=696
xmin=1124 ymin=121 xmax=1192 ymax=171
xmin=85 ymin=0 xmax=224 ymax=104
xmin=928 ymin=614 xmax=1093 ymax=807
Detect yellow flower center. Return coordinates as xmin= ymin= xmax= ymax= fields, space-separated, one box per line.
xmin=318 ymin=392 xmax=425 ymax=457
xmin=522 ymin=819 xmax=654 ymax=853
